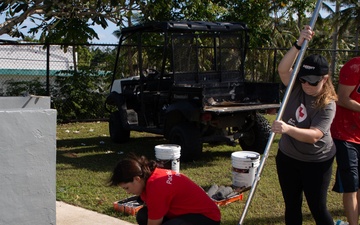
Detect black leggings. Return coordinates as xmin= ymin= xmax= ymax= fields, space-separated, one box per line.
xmin=276 ymin=150 xmax=334 ymax=225
xmin=136 ymin=207 xmax=220 ymax=225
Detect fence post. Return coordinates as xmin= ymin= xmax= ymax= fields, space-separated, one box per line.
xmin=273 ymin=48 xmax=277 ymax=82
xmin=46 ymin=43 xmax=50 ymax=96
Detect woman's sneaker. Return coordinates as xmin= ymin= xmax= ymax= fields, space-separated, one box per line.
xmin=334 ymin=220 xmax=349 ymax=225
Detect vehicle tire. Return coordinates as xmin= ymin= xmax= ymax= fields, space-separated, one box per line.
xmin=109 ymin=111 xmax=130 ymax=143
xmin=169 ymin=123 xmax=202 ymax=162
xmin=238 ymin=113 xmax=271 ymax=155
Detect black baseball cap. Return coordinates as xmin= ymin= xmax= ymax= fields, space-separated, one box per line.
xmin=298 ymin=54 xmax=329 ymax=83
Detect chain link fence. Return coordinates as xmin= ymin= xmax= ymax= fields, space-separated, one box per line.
xmin=0 ymin=42 xmax=358 ymax=122
xmin=0 ymin=43 xmax=117 ymax=122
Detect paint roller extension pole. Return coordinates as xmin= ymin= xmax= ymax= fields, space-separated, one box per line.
xmin=238 ymin=1 xmax=324 ymax=224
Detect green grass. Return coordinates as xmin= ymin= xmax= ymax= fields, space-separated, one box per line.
xmin=56 ymin=115 xmax=347 ymax=224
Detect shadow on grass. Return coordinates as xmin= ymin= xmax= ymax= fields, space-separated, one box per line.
xmin=57 ymin=135 xmax=166 ymax=172
xmin=57 ymin=135 xmax=242 ymax=172
xmin=223 ymin=209 xmax=344 ymax=225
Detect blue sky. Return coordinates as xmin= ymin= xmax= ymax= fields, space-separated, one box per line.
xmin=90 ymin=23 xmax=119 ymax=44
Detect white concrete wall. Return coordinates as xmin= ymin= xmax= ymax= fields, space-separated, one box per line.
xmin=0 ymin=96 xmax=57 ymax=225
xmin=0 ymin=95 xmax=51 ymax=109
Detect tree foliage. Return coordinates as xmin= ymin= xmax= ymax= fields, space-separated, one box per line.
xmin=336 ymin=0 xmax=360 ymax=50
xmin=0 ymin=1 xmax=359 ymax=54
xmin=52 ymin=70 xmax=110 ymax=122
xmin=2 ymin=0 xmax=360 ymax=122
xmin=0 ymin=0 xmax=135 ymax=44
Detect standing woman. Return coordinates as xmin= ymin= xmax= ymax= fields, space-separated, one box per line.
xmin=271 ymin=25 xmax=338 ymax=225
xmin=109 ymin=153 xmax=221 ymax=225
xmin=331 ymin=56 xmax=360 ymax=225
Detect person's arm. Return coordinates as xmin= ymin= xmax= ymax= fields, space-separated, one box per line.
xmin=337 ymin=84 xmax=360 ymax=112
xmin=271 ymin=120 xmax=323 ymax=144
xmin=148 ymin=218 xmax=163 ymax=225
xmin=278 ymin=25 xmax=315 ymax=86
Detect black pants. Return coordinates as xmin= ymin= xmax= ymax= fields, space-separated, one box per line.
xmin=136 ymin=207 xmax=220 ymax=225
xmin=276 ymin=150 xmax=334 ymax=225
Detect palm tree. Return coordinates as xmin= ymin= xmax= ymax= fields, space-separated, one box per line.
xmin=322 ymin=0 xmax=341 ymax=76
xmin=337 ymin=0 xmax=360 ymax=52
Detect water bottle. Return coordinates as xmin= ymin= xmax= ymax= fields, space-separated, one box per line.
xmin=335 ymin=220 xmax=349 ymax=225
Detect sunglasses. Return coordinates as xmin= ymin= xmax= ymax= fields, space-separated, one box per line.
xmin=299 ymin=77 xmax=323 ymax=86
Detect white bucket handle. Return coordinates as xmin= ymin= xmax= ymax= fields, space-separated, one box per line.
xmin=245 ymin=156 xmax=259 ymax=160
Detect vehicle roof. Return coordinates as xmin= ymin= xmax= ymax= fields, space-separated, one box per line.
xmin=120 ymin=21 xmax=248 ymax=35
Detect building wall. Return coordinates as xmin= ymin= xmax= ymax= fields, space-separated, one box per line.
xmin=0 ymin=44 xmax=75 ymax=96
xmin=0 ymin=96 xmax=57 ymax=225
xmin=0 ymin=44 xmax=75 ymax=70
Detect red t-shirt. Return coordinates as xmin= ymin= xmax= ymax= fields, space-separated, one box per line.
xmin=331 ymin=57 xmax=360 ymax=143
xmin=140 ymin=168 xmax=221 ymax=221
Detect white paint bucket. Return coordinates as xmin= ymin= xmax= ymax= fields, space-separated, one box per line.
xmin=231 ymin=151 xmax=260 ymax=188
xmin=155 ymin=144 xmax=181 ymax=173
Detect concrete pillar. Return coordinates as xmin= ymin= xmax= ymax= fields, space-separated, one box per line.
xmin=0 ymin=96 xmax=57 ymax=225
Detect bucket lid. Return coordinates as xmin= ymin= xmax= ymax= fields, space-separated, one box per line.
xmin=231 ymin=151 xmax=260 ymax=160
xmin=155 ymin=144 xmax=181 ymax=160
xmin=155 ymin=144 xmax=181 ymax=152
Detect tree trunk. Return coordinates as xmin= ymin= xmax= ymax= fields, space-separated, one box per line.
xmin=330 ymin=1 xmax=340 ymax=78
xmin=72 ymin=45 xmax=77 ymax=72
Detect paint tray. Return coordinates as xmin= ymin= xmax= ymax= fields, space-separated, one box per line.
xmin=210 ymin=185 xmax=250 ymax=206
xmin=212 ymin=193 xmax=243 ymax=206
xmin=113 ymin=196 xmax=144 ymax=216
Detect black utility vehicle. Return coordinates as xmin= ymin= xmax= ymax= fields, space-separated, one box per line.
xmin=105 ymin=21 xmax=280 ymax=161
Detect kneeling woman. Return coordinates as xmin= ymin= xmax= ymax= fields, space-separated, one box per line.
xmin=109 ymin=153 xmax=221 ymax=225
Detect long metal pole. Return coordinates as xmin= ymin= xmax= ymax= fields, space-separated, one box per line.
xmin=238 ymin=1 xmax=324 ymax=224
